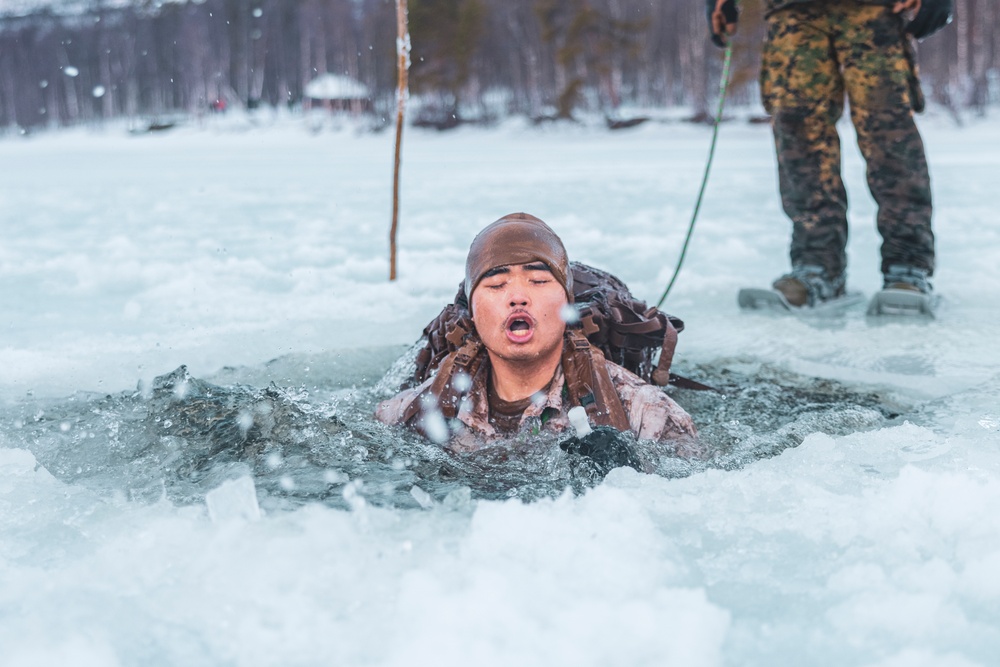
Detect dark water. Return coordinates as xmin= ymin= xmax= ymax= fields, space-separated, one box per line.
xmin=0 ymin=347 xmax=914 ymax=511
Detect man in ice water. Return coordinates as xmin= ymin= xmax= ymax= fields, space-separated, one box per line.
xmin=375 ymin=213 xmax=696 ymax=471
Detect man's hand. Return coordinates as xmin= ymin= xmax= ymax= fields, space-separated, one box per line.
xmin=904 ymin=0 xmax=953 ymax=39
xmin=560 ymin=425 xmax=641 ymax=474
xmin=707 ymin=0 xmax=739 ymax=48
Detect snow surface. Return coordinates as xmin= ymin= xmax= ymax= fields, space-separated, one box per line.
xmin=2 ymin=107 xmax=1000 ymax=665
xmin=0 ymin=0 xmax=178 ymax=18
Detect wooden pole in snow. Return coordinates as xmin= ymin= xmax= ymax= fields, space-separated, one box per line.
xmin=390 ymin=0 xmax=410 ymax=281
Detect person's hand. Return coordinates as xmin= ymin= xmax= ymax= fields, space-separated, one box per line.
xmin=560 ymin=426 xmax=641 ymax=474
xmin=707 ymin=0 xmax=739 ymax=48
xmin=904 ymin=0 xmax=953 ymax=39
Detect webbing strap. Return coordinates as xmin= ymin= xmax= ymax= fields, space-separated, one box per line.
xmin=669 ymin=374 xmax=719 ymax=392
xmin=413 ymin=336 xmax=484 ymax=423
xmin=650 ymin=317 xmax=679 ymax=386
xmin=444 ymin=318 xmax=473 ymax=348
xmin=562 ymin=330 xmax=631 ymax=431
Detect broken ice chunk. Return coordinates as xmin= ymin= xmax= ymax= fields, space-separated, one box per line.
xmin=206 ymin=476 xmax=261 ymax=524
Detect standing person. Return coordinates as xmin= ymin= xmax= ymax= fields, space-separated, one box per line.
xmin=708 ymin=0 xmax=952 ymax=307
xmin=375 ymin=213 xmax=697 ymax=472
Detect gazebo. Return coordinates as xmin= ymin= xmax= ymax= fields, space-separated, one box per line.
xmin=303 ymin=73 xmax=372 ymax=114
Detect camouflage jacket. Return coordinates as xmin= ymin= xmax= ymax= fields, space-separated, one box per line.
xmin=765 ymin=0 xmax=893 ymax=16
xmin=375 ymin=358 xmax=698 ymax=466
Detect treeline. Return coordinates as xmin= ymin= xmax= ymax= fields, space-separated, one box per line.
xmin=0 ymin=0 xmax=996 ymax=131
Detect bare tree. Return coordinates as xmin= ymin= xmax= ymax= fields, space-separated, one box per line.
xmin=0 ymin=0 xmax=995 ymax=132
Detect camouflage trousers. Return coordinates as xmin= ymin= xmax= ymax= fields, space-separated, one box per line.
xmin=760 ymin=0 xmax=935 ymax=278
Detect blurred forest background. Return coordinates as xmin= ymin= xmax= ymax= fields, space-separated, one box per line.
xmin=0 ymin=0 xmax=997 ymax=132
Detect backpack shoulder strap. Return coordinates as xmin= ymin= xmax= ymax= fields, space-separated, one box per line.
xmin=403 ymin=334 xmax=486 ymax=427
xmin=410 ymin=285 xmax=472 ymax=387
xmin=650 ymin=314 xmax=679 ymax=386
xmin=561 ymin=330 xmax=631 ymax=431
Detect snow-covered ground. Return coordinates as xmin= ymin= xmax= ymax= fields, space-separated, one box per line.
xmin=2 ymin=107 xmax=999 ymax=666
xmin=0 ymin=0 xmax=163 ymax=17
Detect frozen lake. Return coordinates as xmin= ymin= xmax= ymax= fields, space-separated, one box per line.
xmin=2 ymin=108 xmax=999 ymax=665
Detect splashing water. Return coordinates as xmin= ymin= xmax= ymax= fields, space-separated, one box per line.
xmin=2 ymin=348 xmax=913 ymax=514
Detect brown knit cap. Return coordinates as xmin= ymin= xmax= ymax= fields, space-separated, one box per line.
xmin=464 ymin=212 xmax=574 ymax=308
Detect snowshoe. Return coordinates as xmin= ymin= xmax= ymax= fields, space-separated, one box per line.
xmin=866 ymin=265 xmax=938 ymax=318
xmin=739 ymin=265 xmax=863 ymax=316
xmin=866 ymin=288 xmax=939 ymax=318
xmin=738 ymin=287 xmax=865 ymax=316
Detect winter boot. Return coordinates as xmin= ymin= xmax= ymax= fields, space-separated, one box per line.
xmin=772 ymin=264 xmax=846 ymax=307
xmin=883 ymin=264 xmax=932 ymax=294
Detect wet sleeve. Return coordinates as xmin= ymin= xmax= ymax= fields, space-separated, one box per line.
xmin=631 ymin=384 xmax=698 ymax=442
xmin=374 ymin=384 xmax=425 ymax=425
xmin=607 ymin=363 xmax=698 ymax=441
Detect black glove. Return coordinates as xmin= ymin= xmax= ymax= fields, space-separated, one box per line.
xmin=706 ymin=0 xmax=739 ymax=48
xmin=906 ymin=0 xmax=952 ymax=40
xmin=560 ymin=426 xmax=641 ymax=474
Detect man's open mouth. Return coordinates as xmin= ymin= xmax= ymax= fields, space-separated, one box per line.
xmin=505 ymin=312 xmax=535 ymax=341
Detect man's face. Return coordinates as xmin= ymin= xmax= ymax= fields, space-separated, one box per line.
xmin=470 ymin=262 xmax=568 ymax=365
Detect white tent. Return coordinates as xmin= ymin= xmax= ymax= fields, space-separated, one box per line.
xmin=304 ymin=74 xmax=370 ymax=101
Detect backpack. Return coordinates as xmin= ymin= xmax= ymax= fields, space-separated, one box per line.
xmin=408 ymin=261 xmax=700 ymax=390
